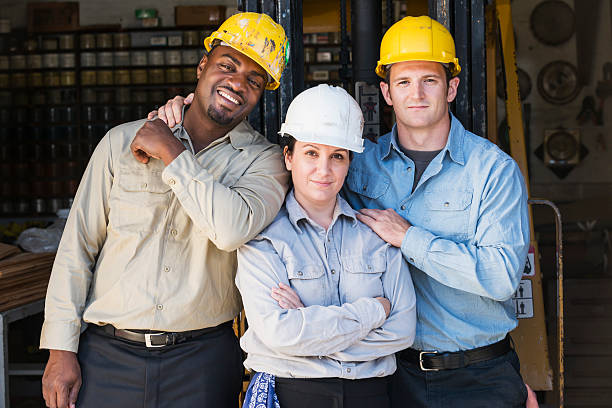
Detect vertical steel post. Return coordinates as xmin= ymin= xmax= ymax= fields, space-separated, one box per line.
xmin=429 ymin=0 xmax=486 ymax=136
xmin=241 ymin=0 xmax=304 ymax=142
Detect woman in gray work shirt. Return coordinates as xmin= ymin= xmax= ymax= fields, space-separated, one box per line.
xmin=236 ymin=84 xmax=417 ymax=408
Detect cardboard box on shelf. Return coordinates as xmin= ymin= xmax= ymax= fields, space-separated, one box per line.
xmin=175 ymin=6 xmax=226 ymax=27
xmin=27 ymin=2 xmax=79 ymax=33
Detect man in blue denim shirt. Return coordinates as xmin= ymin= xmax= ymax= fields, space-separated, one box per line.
xmin=342 ymin=16 xmax=531 ymax=407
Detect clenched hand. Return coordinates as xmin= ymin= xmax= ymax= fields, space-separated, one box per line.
xmin=131 ymin=118 xmax=186 ymax=165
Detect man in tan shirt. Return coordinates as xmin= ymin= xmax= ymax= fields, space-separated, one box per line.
xmin=40 ymin=13 xmax=289 ymax=408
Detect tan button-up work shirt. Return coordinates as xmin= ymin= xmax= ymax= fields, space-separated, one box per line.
xmin=40 ymin=118 xmax=289 ymax=352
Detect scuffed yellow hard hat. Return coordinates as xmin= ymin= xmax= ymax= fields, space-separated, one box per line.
xmin=204 ymin=12 xmax=289 ymax=90
xmin=376 ymin=15 xmax=461 ymax=79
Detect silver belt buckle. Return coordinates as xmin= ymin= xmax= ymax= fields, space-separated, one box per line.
xmin=144 ymin=333 xmax=166 ymax=348
xmin=419 ymin=350 xmax=439 ymax=371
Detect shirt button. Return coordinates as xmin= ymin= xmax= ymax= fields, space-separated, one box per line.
xmin=141 ymin=182 xmax=147 ymax=189
xmin=346 ymin=368 xmax=351 ymax=373
xmin=401 ymin=205 xmax=406 ymax=210
xmin=444 ymin=202 xmax=450 ymax=207
xmin=170 ymin=229 xmax=178 ymax=236
xmin=409 ymin=258 xmax=415 ymax=263
xmin=362 ymin=185 xmax=367 ymax=191
xmin=367 ymin=265 xmax=372 ymax=270
xmin=331 ymin=269 xmax=336 ymax=274
xmin=169 ymin=178 xmax=176 ymax=185
xmin=297 ymin=271 xmax=303 ymax=276
xmin=163 ymin=266 xmax=170 ymax=272
xmin=156 ymin=304 xmax=163 ymax=310
xmin=407 ymin=167 xmax=412 ymax=172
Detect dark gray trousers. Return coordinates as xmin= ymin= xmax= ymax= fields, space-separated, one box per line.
xmin=390 ymin=349 xmax=528 ymax=408
xmin=76 ymin=324 xmax=243 ymax=408
xmin=275 ymin=376 xmax=390 ymax=408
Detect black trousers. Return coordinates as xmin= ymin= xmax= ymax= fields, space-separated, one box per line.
xmin=390 ymin=349 xmax=528 ymax=408
xmin=76 ymin=323 xmax=243 ymax=408
xmin=275 ymin=376 xmax=390 ymax=408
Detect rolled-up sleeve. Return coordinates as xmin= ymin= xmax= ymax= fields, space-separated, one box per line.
xmin=236 ymin=238 xmax=386 ymax=357
xmin=162 ymin=145 xmax=288 ymax=251
xmin=330 ymin=245 xmax=416 ymax=362
xmin=40 ymin=133 xmax=114 ymax=353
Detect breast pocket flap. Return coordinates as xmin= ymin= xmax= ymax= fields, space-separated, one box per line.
xmin=346 ymin=169 xmax=389 ymax=199
xmin=342 ymin=254 xmax=386 ymax=274
xmin=119 ymin=167 xmax=171 ymax=194
xmin=424 ymin=190 xmax=472 ymax=211
xmin=286 ymin=263 xmax=325 ymax=280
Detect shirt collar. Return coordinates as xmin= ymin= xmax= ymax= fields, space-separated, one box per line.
xmin=381 ymin=113 xmax=465 ymax=166
xmin=285 ymin=190 xmax=357 ymax=233
xmin=172 ymin=104 xmax=257 ymax=151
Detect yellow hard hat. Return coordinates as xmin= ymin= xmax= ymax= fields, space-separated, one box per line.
xmin=376 ymin=15 xmax=461 ymax=79
xmin=204 ymin=12 xmax=289 ymax=90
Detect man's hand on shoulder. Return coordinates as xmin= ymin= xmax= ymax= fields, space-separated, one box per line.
xmin=42 ymin=350 xmax=82 ymax=408
xmin=131 ymin=118 xmax=186 ymax=166
xmin=356 ymin=208 xmax=411 ymax=248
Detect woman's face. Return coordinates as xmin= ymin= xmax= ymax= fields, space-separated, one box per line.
xmin=285 ymin=141 xmax=350 ymax=208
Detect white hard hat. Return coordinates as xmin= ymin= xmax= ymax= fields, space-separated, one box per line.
xmin=279 ymin=84 xmax=365 ymax=153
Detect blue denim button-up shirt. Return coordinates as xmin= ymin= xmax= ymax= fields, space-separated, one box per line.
xmin=236 ymin=191 xmax=417 ymax=379
xmin=342 ymin=114 xmax=530 ymax=352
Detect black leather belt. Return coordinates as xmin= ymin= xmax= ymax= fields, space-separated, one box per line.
xmin=398 ymin=335 xmax=511 ymax=371
xmin=89 ymin=321 xmax=233 ymax=348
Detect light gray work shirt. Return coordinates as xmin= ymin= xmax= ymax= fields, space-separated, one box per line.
xmin=236 ymin=191 xmax=417 ymax=379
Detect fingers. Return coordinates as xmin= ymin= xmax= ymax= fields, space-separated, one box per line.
xmin=271 ymin=287 xmax=298 ymax=309
xmin=358 ymin=208 xmax=380 ymax=220
xmin=184 ymin=92 xmax=195 ymax=105
xmin=68 ymin=378 xmax=81 ymax=408
xmin=277 ymin=283 xmax=304 ymax=307
xmin=131 ymin=148 xmax=150 ymax=164
xmin=147 ymin=109 xmax=158 ymax=120
xmin=271 ymin=290 xmax=297 ymax=309
xmin=56 ymin=384 xmax=69 ymax=408
xmin=161 ymin=102 xmax=174 ymax=128
xmin=271 ymin=284 xmax=303 ymax=309
xmin=355 ymin=212 xmax=375 ymax=229
xmin=525 ymin=384 xmax=539 ymax=408
xmin=170 ymin=96 xmax=185 ymax=127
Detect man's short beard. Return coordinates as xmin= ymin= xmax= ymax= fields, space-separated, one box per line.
xmin=207 ymin=105 xmax=233 ymax=125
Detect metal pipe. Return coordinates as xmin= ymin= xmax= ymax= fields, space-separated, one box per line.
xmin=340 ymin=0 xmax=350 ymax=90
xmin=351 ymin=0 xmax=381 ymax=84
xmin=528 ymin=199 xmax=564 ymax=407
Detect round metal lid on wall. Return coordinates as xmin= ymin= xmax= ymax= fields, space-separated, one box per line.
xmin=537 ymin=61 xmax=581 ymax=104
xmin=497 ymin=67 xmax=532 ymax=100
xmin=530 ymin=0 xmax=575 ymax=45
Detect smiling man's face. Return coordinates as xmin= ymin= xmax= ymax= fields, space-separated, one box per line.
xmin=194 ymin=45 xmax=268 ymax=127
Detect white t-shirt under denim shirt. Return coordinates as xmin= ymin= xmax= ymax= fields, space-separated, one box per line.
xmin=236 ymin=190 xmax=417 ymax=379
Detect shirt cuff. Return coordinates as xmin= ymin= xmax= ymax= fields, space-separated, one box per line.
xmin=400 ymin=225 xmax=436 ymax=270
xmin=39 ymin=321 xmax=82 ymax=353
xmin=353 ymin=297 xmax=387 ymax=338
xmin=161 ymin=149 xmax=198 ymax=193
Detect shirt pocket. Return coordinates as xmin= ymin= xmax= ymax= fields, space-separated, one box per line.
xmin=285 ymin=261 xmax=326 ymax=307
xmin=340 ymin=253 xmax=385 ymax=303
xmin=346 ymin=168 xmax=390 ymax=200
xmin=109 ymin=166 xmax=172 ymax=233
xmin=423 ymin=189 xmax=473 ymax=241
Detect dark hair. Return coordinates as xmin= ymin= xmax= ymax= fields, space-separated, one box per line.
xmin=383 ymin=63 xmax=453 ymax=86
xmin=280 ymin=135 xmax=354 ymax=160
